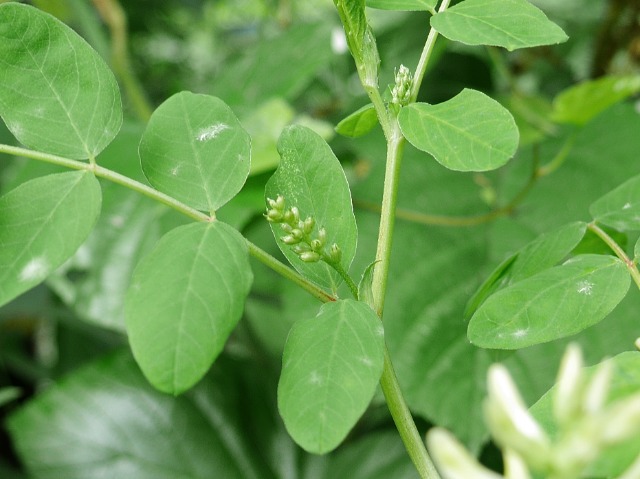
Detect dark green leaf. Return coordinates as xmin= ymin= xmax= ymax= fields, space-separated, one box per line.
xmin=399 ymin=89 xmax=519 ymax=171
xmin=0 ymin=171 xmax=101 ymax=308
xmin=265 ymin=125 xmax=357 ymax=291
xmin=590 ymin=174 xmax=640 ymax=231
xmin=430 ymin=0 xmax=568 ymax=51
xmin=139 ymin=91 xmax=251 ymax=213
xmin=0 ymin=3 xmax=122 ymax=159
xmin=6 ymin=351 xmax=276 ymax=479
xmin=278 ymin=299 xmax=384 ymax=454
xmin=469 ymin=255 xmax=631 ymax=349
xmin=335 ymin=104 xmax=379 ymax=138
xmin=125 ymin=221 xmax=253 ymax=394
xmin=552 ymin=75 xmax=640 ymax=125
xmin=366 ymin=0 xmax=436 ymax=13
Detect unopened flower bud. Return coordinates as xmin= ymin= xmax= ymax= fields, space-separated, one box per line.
xmin=280 ymin=223 xmax=293 ymax=233
xmin=293 ymin=244 xmax=311 ymax=254
xmin=554 ymin=343 xmax=584 ymax=425
xmin=303 ymin=217 xmax=315 ymax=235
xmin=391 ymin=64 xmax=412 ymax=107
xmin=265 ymin=209 xmax=283 ymax=222
xmin=283 ymin=211 xmax=295 ymax=224
xmin=310 ymin=239 xmax=323 ymax=252
xmin=317 ymin=227 xmax=327 ymax=244
xmin=281 ymin=232 xmax=302 ymax=245
xmin=427 ymin=428 xmax=502 ymax=479
xmin=328 ymin=243 xmax=342 ymax=263
xmin=485 ymin=365 xmax=550 ymax=470
xmin=300 ymin=251 xmax=321 ymax=263
xmin=290 ymin=206 xmax=300 ymax=223
xmin=583 ymin=359 xmax=613 ymax=414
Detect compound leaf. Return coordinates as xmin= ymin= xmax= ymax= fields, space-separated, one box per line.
xmin=399 ymin=89 xmax=519 ymax=172
xmin=265 ymin=125 xmax=357 ymax=292
xmin=125 ymin=221 xmax=253 ymax=395
xmin=139 ymin=91 xmax=251 ymax=213
xmin=0 ymin=3 xmax=122 ymax=159
xmin=0 ymin=171 xmax=101 ymax=308
xmin=430 ymin=0 xmax=568 ymax=51
xmin=278 ymin=299 xmax=384 ymax=454
xmin=469 ymin=254 xmax=630 ymax=349
xmin=590 ymin=174 xmax=640 ymax=231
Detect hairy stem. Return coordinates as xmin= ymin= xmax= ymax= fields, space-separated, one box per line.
xmin=0 ymin=143 xmax=336 ymax=303
xmin=587 ymin=222 xmax=640 ymax=291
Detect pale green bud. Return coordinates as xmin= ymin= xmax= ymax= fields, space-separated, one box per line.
xmin=554 ymin=343 xmax=584 ymax=425
xmin=503 ymin=449 xmax=531 ymax=479
xmin=317 ymin=227 xmax=327 ymax=244
xmin=310 ymin=239 xmax=323 ymax=252
xmin=293 ymin=244 xmax=311 ymax=254
xmin=328 ymin=243 xmax=342 ymax=263
xmin=300 ymin=251 xmax=321 ymax=263
xmin=485 ymin=365 xmax=550 ymax=470
xmin=265 ymin=209 xmax=283 ymax=222
xmin=598 ymin=394 xmax=640 ymax=446
xmin=280 ymin=223 xmax=293 ymax=233
xmin=391 ymin=64 xmax=412 ymax=107
xmin=290 ymin=206 xmax=300 ymax=223
xmin=427 ymin=428 xmax=502 ymax=479
xmin=583 ymin=359 xmax=612 ymax=414
xmin=281 ymin=229 xmax=303 ymax=245
xmin=303 ymin=217 xmax=315 ymax=235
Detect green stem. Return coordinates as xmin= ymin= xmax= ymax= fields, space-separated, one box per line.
xmin=329 ymin=261 xmax=359 ymax=300
xmin=0 ymin=143 xmax=336 ymax=303
xmin=371 ymin=123 xmax=405 ymax=317
xmin=92 ymin=0 xmax=153 ymax=122
xmin=381 ymin=347 xmax=440 ymax=478
xmin=410 ymin=0 xmax=452 ymax=103
xmin=537 ymin=132 xmax=577 ymax=177
xmin=587 ymin=222 xmax=640 ymax=291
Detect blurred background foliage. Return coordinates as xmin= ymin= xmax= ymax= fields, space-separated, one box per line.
xmin=1 ymin=0 xmax=640 ymax=477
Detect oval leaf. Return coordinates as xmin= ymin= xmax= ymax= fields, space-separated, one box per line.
xmin=0 ymin=3 xmax=122 ymax=159
xmin=399 ymin=89 xmax=519 ymax=172
xmin=466 ymin=222 xmax=588 ymax=318
xmin=278 ymin=300 xmax=384 ymax=454
xmin=552 ymin=75 xmax=640 ymax=126
xmin=125 ymin=221 xmax=253 ymax=395
xmin=0 ymin=171 xmax=102 ymax=308
xmin=468 ymin=254 xmax=631 ymax=349
xmin=139 ymin=91 xmax=251 ymax=213
xmin=265 ymin=125 xmax=357 ymax=291
xmin=430 ymin=0 xmax=568 ymax=51
xmin=590 ymin=174 xmax=640 ymax=231
xmin=367 ymin=0 xmax=437 ymax=13
xmin=335 ymin=104 xmax=379 ymax=138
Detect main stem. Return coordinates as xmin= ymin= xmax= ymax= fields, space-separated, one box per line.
xmin=587 ymin=222 xmax=640 ymax=291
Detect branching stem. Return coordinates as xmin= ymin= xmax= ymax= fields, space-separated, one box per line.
xmin=587 ymin=222 xmax=640 ymax=292
xmin=0 ymin=143 xmax=335 ymax=304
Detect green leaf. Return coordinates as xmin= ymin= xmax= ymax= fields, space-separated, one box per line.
xmin=332 ymin=0 xmax=367 ymax=55
xmin=635 ymin=236 xmax=640 ymax=263
xmin=590 ymin=174 xmax=640 ymax=232
xmin=278 ymin=299 xmax=384 ymax=454
xmin=398 ymin=89 xmax=519 ymax=172
xmin=466 ymin=221 xmax=588 ymax=318
xmin=530 ymin=351 xmax=640 ymax=477
xmin=125 ymin=221 xmax=253 ymax=395
xmin=265 ymin=125 xmax=358 ymax=291
xmin=335 ymin=104 xmax=379 ymax=138
xmin=366 ymin=0 xmax=437 ymax=13
xmin=468 ymin=254 xmax=631 ymax=349
xmin=0 ymin=3 xmax=122 ymax=159
xmin=241 ymin=98 xmax=295 ymax=175
xmin=6 ymin=352 xmax=277 ymax=479
xmin=0 ymin=387 xmax=21 ymax=407
xmin=430 ymin=0 xmax=568 ymax=51
xmin=552 ymin=75 xmax=640 ymax=125
xmin=358 ymin=261 xmax=379 ymax=309
xmin=0 ymin=171 xmax=101 ymax=308
xmin=139 ymin=91 xmax=251 ymax=213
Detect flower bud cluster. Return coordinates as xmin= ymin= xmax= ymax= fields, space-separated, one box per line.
xmin=427 ymin=343 xmax=640 ymax=479
xmin=391 ymin=65 xmax=412 ymax=108
xmin=265 ymin=195 xmax=342 ymax=265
